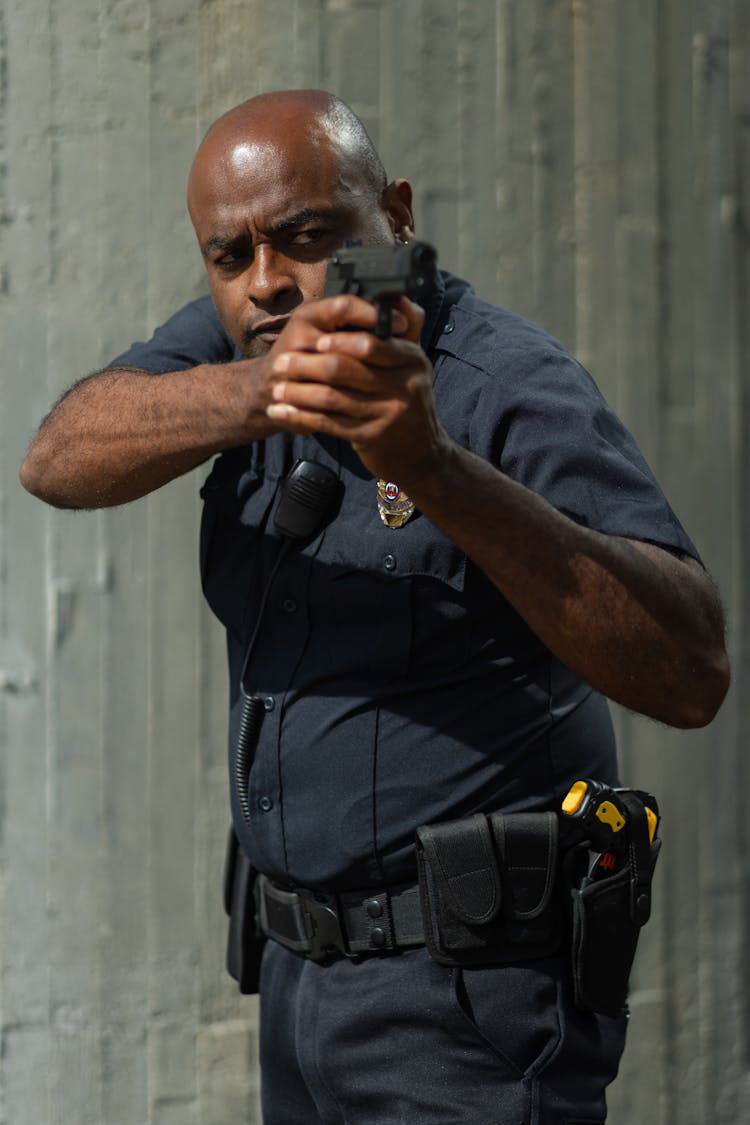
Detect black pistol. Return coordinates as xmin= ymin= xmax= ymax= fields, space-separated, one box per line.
xmin=323 ymin=240 xmax=437 ymax=339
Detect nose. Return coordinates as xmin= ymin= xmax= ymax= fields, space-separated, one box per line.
xmin=246 ymin=243 xmax=297 ymax=306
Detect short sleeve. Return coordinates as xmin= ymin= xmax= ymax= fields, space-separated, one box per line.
xmin=431 ymin=292 xmax=701 ymax=562
xmin=107 ymin=295 xmax=236 ymax=373
xmin=454 ymin=311 xmax=700 ymax=561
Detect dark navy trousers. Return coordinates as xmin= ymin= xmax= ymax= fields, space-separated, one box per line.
xmin=258 ymin=941 xmax=627 ymax=1124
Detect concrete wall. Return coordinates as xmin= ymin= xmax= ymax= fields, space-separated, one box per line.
xmin=1 ymin=1 xmax=748 ymax=1122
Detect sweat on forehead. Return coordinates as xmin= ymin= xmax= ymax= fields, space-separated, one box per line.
xmin=188 ymin=90 xmax=387 ymax=203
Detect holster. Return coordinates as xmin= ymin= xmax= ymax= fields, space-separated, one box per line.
xmin=415 ymin=811 xmax=563 ymax=967
xmin=223 ymin=827 xmax=266 ymax=994
xmin=569 ymin=790 xmax=661 ymax=1016
xmin=416 ymin=796 xmax=660 ymax=1018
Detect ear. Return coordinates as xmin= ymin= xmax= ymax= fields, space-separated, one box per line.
xmin=382 ymin=179 xmax=415 ymax=242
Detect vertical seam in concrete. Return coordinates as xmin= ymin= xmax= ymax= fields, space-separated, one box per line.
xmin=42 ymin=2 xmax=56 ymax=1123
xmin=94 ymin=5 xmax=109 ymax=1119
xmin=144 ymin=4 xmax=155 ymax=1122
xmin=0 ymin=0 xmax=7 ymax=1068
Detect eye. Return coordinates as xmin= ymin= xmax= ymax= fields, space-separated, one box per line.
xmin=213 ymin=253 xmax=247 ymax=270
xmin=290 ymin=228 xmax=331 ymax=246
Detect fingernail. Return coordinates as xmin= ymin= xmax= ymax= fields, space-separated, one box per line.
xmin=266 ymin=403 xmax=298 ymax=419
xmin=316 ymin=336 xmax=332 ymax=352
xmin=273 ymin=353 xmax=290 ymax=372
xmin=272 ymin=381 xmax=287 ymax=401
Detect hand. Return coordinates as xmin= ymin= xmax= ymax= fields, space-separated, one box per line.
xmin=264 ymin=295 xmax=451 ymax=485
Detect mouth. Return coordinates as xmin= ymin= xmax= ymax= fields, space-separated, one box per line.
xmin=249 ymin=316 xmax=291 ymax=344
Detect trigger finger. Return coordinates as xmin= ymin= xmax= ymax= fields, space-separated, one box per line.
xmin=392 ymin=296 xmax=425 ymax=340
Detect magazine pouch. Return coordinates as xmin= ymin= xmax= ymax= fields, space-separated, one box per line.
xmin=416 ymin=811 xmax=563 ymax=966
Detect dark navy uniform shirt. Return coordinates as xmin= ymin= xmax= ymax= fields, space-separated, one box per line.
xmin=111 ymin=270 xmax=698 ymax=891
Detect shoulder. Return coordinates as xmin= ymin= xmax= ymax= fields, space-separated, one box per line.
xmin=107 ymin=294 xmax=236 ymax=373
xmin=432 ymin=280 xmax=698 ymax=558
xmin=431 ymin=275 xmax=602 ymax=434
xmin=435 ymin=279 xmax=576 ymax=383
xmin=149 ymin=294 xmax=234 ymax=355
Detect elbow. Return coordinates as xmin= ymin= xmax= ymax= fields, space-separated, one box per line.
xmin=19 ymin=453 xmax=42 ymax=497
xmin=19 ymin=450 xmax=80 ymax=510
xmin=670 ymin=647 xmax=731 ymax=729
xmin=19 ymin=451 xmax=44 ymax=498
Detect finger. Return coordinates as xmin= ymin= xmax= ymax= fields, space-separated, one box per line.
xmin=264 ymin=401 xmax=381 ymax=443
xmin=391 ymin=297 xmax=425 ymax=342
xmin=272 ymin=349 xmax=368 ymax=385
xmin=314 ymin=331 xmax=426 ymax=370
xmin=293 ymin=294 xmax=374 ymax=333
xmin=271 ymin=348 xmax=414 ymax=393
xmin=263 ymin=299 xmax=372 ymax=361
xmin=268 ymin=378 xmax=379 ymax=420
xmin=295 ymin=293 xmax=410 ymax=335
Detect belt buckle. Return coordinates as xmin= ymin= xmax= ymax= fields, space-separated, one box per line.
xmin=300 ymin=890 xmax=349 ymax=961
xmin=257 ymin=876 xmax=351 ymax=961
xmin=296 ymin=886 xmax=348 ymax=958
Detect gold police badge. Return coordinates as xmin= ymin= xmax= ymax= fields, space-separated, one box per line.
xmin=377 ymin=479 xmax=415 ymax=528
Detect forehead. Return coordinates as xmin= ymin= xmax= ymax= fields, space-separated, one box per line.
xmin=189 ymin=123 xmax=368 ymax=234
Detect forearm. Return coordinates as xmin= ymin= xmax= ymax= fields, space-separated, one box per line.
xmin=403 ymin=440 xmax=729 ymax=728
xmin=19 ymin=361 xmax=273 ymax=508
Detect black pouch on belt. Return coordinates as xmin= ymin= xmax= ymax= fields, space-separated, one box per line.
xmin=415 ymin=811 xmax=563 ymax=966
xmin=569 ymin=791 xmax=661 ymax=1016
xmin=223 ymin=827 xmax=266 ymax=994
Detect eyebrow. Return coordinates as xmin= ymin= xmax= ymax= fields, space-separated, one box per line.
xmin=203 ymin=233 xmax=244 ymax=254
xmin=202 ymin=208 xmax=340 ymax=254
xmin=266 ymin=207 xmax=339 ymax=234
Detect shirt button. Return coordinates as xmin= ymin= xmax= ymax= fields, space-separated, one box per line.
xmin=383 ymin=554 xmax=397 ymax=572
xmin=443 ymin=321 xmax=455 ymax=334
xmin=263 ymin=695 xmax=275 ymax=712
xmin=282 ymin=598 xmax=298 ymax=613
xmin=258 ymin=796 xmax=273 ymax=812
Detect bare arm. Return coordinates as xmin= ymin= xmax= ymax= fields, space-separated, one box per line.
xmin=265 ymin=295 xmax=730 ymax=729
xmin=19 ymin=298 xmax=401 ymax=509
xmin=19 ymin=359 xmax=277 ymax=509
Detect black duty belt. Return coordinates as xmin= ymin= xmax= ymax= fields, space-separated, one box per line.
xmin=256 ymin=873 xmax=425 ymax=961
xmin=232 ymin=799 xmax=661 ymax=1017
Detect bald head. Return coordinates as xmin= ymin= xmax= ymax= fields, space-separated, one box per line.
xmin=188 ymin=90 xmax=387 ymax=219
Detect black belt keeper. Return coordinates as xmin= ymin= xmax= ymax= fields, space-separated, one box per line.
xmin=255 ymin=874 xmax=425 ymax=961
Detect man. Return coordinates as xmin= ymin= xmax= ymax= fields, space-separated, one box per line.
xmin=20 ymin=90 xmax=729 ymax=1123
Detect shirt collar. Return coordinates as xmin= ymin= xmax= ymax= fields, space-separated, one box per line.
xmin=419 ymin=267 xmax=471 ymax=355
